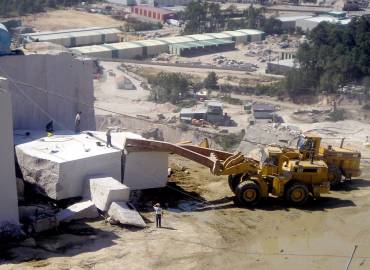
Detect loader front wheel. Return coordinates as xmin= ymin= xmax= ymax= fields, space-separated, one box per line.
xmin=286 ymin=182 xmax=309 ymax=206
xmin=228 ymin=174 xmax=242 ymax=193
xmin=235 ymin=181 xmax=260 ymax=206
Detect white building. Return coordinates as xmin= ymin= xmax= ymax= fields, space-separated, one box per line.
xmin=0 ymin=77 xmax=19 ymax=235
xmin=296 ymin=16 xmax=351 ymax=32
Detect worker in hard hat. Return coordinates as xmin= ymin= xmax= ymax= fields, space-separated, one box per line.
xmin=153 ymin=203 xmax=163 ymax=228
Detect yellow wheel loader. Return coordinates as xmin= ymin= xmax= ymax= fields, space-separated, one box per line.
xmin=125 ymin=138 xmax=331 ymax=207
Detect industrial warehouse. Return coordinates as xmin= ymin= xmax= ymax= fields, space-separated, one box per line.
xmin=71 ymin=29 xmax=265 ymax=59
xmin=22 ymin=27 xmax=123 ymax=48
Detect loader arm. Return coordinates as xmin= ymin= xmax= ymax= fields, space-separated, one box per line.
xmin=125 ymin=138 xmax=224 ymax=174
xmin=125 ymin=138 xmax=260 ymax=176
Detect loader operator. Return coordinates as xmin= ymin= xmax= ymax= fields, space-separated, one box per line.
xmin=297 ymin=133 xmax=306 ymax=150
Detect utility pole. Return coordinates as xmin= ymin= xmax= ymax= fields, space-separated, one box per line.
xmin=345 ymin=245 xmax=358 ymax=270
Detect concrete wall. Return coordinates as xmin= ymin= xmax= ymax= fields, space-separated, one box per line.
xmin=0 ymin=53 xmax=96 ymax=131
xmin=117 ymin=47 xmax=143 ymax=59
xmin=0 ymin=77 xmax=19 ymax=231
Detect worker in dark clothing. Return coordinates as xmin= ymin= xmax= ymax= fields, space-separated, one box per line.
xmin=75 ymin=112 xmax=82 ymax=133
xmin=106 ymin=128 xmax=113 ymax=147
xmin=45 ymin=121 xmax=54 ymax=136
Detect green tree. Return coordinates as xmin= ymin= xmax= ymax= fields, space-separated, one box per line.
xmin=149 ymin=72 xmax=189 ymax=104
xmin=204 ymin=72 xmax=218 ymax=90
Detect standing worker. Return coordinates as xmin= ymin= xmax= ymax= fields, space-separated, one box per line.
xmin=153 ymin=203 xmax=162 ymax=228
xmin=75 ymin=112 xmax=82 ymax=133
xmin=106 ymin=128 xmax=113 ymax=148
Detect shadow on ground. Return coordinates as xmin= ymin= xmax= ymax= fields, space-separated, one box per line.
xmin=332 ymin=178 xmax=370 ymax=192
xmin=0 ymin=220 xmax=118 ymax=265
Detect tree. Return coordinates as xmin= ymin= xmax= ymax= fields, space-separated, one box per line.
xmin=148 ymin=72 xmax=189 ymax=104
xmin=204 ymin=72 xmax=218 ymax=90
xmin=289 ymin=16 xmax=370 ymax=95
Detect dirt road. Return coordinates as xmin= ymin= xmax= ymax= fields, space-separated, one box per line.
xmin=2 ymin=156 xmax=370 ymax=270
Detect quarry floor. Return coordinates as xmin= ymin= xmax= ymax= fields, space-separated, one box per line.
xmin=1 ymin=158 xmax=370 ymax=270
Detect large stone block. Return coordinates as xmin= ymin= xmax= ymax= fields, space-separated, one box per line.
xmin=123 ymin=151 xmax=169 ymax=190
xmin=15 ymin=131 xmax=121 ymax=200
xmin=56 ymin=200 xmax=99 ymax=222
xmin=89 ymin=131 xmax=169 ymax=190
xmin=85 ymin=177 xmax=130 ymax=211
xmin=108 ymin=202 xmax=146 ymax=228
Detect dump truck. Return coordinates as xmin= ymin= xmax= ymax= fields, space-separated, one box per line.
xmin=125 ymin=138 xmax=331 ymax=206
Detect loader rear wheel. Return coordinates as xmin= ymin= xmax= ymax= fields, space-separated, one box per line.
xmin=228 ymin=174 xmax=242 ymax=193
xmin=328 ymin=165 xmax=342 ymax=188
xmin=235 ymin=181 xmax=260 ymax=206
xmin=286 ymin=182 xmax=309 ymax=206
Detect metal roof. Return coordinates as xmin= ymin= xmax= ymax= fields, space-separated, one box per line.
xmin=180 ymin=108 xmax=207 ymax=114
xmin=252 ymin=103 xmax=275 ymax=111
xmin=130 ymin=39 xmax=167 ymax=46
xmin=277 ymin=16 xmax=313 ymax=22
xmin=207 ymin=101 xmax=223 ymax=107
xmin=23 ymin=27 xmax=122 ymax=41
xmin=223 ymin=30 xmax=248 ymax=37
xmin=157 ymin=36 xmax=195 ymax=44
xmin=71 ymin=45 xmax=111 ymax=54
xmin=169 ymin=39 xmax=234 ymax=49
xmin=186 ymin=34 xmax=215 ymax=41
xmin=236 ymin=29 xmax=264 ymax=35
xmin=206 ymin=32 xmax=232 ymax=39
xmin=107 ymin=42 xmax=144 ymax=50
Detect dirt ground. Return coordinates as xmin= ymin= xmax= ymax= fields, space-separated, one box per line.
xmin=1 ymin=157 xmax=370 ymax=270
xmin=22 ymin=10 xmax=124 ymax=31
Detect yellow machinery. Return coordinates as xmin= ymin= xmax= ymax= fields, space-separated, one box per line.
xmin=280 ymin=133 xmax=361 ymax=186
xmin=125 ymin=138 xmax=331 ymax=206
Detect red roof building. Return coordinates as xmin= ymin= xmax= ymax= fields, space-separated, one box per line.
xmin=131 ymin=5 xmax=176 ymax=22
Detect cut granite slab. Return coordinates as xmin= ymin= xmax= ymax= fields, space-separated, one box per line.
xmin=108 ymin=202 xmax=146 ymax=228
xmin=56 ymin=200 xmax=99 ymax=222
xmin=15 ymin=131 xmax=121 ymax=200
xmin=84 ymin=177 xmax=130 ymax=211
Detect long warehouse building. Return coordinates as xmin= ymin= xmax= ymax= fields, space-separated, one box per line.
xmin=22 ymin=27 xmax=123 ymax=48
xmin=71 ymin=29 xmax=265 ymax=59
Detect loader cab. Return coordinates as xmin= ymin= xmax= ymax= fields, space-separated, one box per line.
xmin=300 ymin=133 xmax=322 ymax=159
xmin=262 ymin=147 xmax=291 ymax=176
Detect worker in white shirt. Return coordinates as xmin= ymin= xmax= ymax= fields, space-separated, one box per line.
xmin=153 ymin=203 xmax=162 ymax=228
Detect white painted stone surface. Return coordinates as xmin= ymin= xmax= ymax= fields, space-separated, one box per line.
xmin=0 ymin=53 xmax=96 ymax=131
xmin=108 ymin=202 xmax=146 ymax=228
xmin=85 ymin=177 xmax=130 ymax=211
xmin=15 ymin=131 xmax=122 ymax=200
xmin=56 ymin=200 xmax=99 ymax=222
xmin=89 ymin=131 xmax=169 ymax=190
xmin=123 ymin=151 xmax=168 ymax=190
xmin=0 ymin=77 xmax=19 ymax=231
